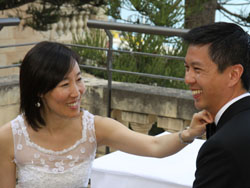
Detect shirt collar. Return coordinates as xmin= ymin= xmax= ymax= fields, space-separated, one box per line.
xmin=214 ymin=92 xmax=250 ymax=125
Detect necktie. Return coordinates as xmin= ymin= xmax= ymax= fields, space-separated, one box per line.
xmin=206 ymin=122 xmax=216 ymax=139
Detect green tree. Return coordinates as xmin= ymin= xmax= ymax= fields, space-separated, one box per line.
xmin=107 ymin=0 xmax=187 ymax=89
xmin=4 ymin=0 xmax=249 ymax=89
xmin=72 ymin=28 xmax=108 ymax=78
xmin=104 ymin=0 xmax=250 ymax=89
xmin=185 ymin=0 xmax=217 ymax=28
xmin=110 ymin=31 xmax=187 ymax=89
xmin=2 ymin=0 xmax=249 ymax=30
xmin=216 ymin=0 xmax=250 ymax=27
xmin=185 ymin=0 xmax=250 ymax=29
xmin=108 ymin=0 xmax=250 ymax=28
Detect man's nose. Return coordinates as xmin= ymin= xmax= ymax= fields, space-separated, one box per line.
xmin=184 ymin=70 xmax=195 ymax=85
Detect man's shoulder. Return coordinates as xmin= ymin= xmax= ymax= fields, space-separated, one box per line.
xmin=199 ymin=112 xmax=250 ymax=157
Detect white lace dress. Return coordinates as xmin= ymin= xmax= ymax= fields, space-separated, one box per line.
xmin=11 ymin=110 xmax=97 ymax=188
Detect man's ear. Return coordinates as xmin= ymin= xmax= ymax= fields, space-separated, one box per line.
xmin=228 ymin=64 xmax=244 ymax=87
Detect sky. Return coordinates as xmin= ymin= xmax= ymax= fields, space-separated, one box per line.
xmin=119 ymin=0 xmax=250 ymax=33
xmin=215 ymin=0 xmax=250 ymax=33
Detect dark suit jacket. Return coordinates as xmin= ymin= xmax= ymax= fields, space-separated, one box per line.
xmin=193 ymin=96 xmax=250 ymax=188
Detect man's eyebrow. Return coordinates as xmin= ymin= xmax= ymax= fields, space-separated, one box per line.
xmin=184 ymin=61 xmax=202 ymax=66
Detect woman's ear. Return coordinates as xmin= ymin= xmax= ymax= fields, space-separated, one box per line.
xmin=228 ymin=64 xmax=244 ymax=87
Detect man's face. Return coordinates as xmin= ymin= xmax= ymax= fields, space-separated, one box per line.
xmin=184 ymin=44 xmax=231 ymax=117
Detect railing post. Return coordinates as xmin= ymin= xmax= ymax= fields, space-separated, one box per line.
xmin=105 ymin=29 xmax=113 ymax=118
xmin=104 ymin=29 xmax=113 ymax=154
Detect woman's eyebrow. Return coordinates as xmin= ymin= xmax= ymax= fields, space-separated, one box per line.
xmin=62 ymin=71 xmax=81 ymax=80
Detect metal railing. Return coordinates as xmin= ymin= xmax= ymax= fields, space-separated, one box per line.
xmin=86 ymin=20 xmax=188 ymax=153
xmin=0 ymin=18 xmax=189 ymax=110
xmin=0 ymin=18 xmax=20 ymax=30
xmin=86 ymin=20 xmax=188 ymax=118
xmin=87 ymin=19 xmax=189 ymax=37
xmin=0 ymin=19 xmax=188 ymax=152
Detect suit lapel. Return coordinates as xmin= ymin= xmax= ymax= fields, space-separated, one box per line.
xmin=217 ymin=96 xmax=250 ymax=131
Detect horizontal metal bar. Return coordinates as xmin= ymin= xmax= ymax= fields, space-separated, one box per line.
xmin=0 ymin=42 xmax=184 ymax=62
xmin=0 ymin=64 xmax=21 ymax=69
xmin=79 ymin=64 xmax=106 ymax=71
xmin=79 ymin=64 xmax=184 ymax=82
xmin=68 ymin=43 xmax=184 ymax=61
xmin=112 ymin=49 xmax=185 ymax=61
xmin=111 ymin=69 xmax=184 ymax=82
xmin=87 ymin=20 xmax=189 ymax=37
xmin=0 ymin=62 xmax=184 ymax=79
xmin=0 ymin=42 xmax=38 ymax=49
xmin=66 ymin=44 xmax=107 ymax=51
xmin=0 ymin=18 xmax=20 ymax=28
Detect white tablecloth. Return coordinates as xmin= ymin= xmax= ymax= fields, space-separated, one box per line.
xmin=91 ymin=136 xmax=205 ymax=188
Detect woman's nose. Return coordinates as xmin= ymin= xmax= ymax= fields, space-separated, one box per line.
xmin=70 ymin=83 xmax=81 ymax=97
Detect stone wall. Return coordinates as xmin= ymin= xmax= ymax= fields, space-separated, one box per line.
xmin=0 ymin=75 xmax=197 ymax=155
xmin=0 ymin=75 xmax=19 ymax=126
xmin=82 ymin=77 xmax=196 ymax=132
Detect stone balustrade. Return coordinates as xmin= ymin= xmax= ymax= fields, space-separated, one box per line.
xmin=0 ymin=5 xmax=107 ymax=77
xmin=52 ymin=6 xmax=106 ymax=38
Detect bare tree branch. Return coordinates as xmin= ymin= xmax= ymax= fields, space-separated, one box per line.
xmin=217 ymin=3 xmax=250 ymax=23
xmin=219 ymin=9 xmax=250 ymax=27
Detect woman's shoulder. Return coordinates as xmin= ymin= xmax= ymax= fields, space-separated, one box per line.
xmin=0 ymin=122 xmax=13 ymax=150
xmin=0 ymin=121 xmax=12 ymax=137
xmin=94 ymin=115 xmax=116 ymax=134
xmin=94 ymin=115 xmax=109 ymax=126
xmin=0 ymin=122 xmax=12 ymax=137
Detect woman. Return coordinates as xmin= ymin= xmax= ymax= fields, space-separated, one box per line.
xmin=0 ymin=41 xmax=212 ymax=188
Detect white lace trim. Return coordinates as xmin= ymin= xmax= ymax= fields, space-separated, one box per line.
xmin=12 ymin=110 xmax=97 ymax=187
xmin=17 ymin=112 xmax=91 ymax=155
xmin=17 ymin=160 xmax=93 ymax=188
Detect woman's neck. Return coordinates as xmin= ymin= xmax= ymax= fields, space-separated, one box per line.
xmin=41 ymin=111 xmax=82 ymax=135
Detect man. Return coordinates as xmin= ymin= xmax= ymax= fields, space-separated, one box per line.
xmin=183 ymin=22 xmax=250 ymax=187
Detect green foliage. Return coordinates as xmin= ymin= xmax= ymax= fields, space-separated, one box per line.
xmin=129 ymin=0 xmax=183 ymax=26
xmin=73 ymin=1 xmax=188 ymax=89
xmin=107 ymin=0 xmax=188 ymax=89
xmin=106 ymin=1 xmax=122 ymax=20
xmin=107 ymin=0 xmax=184 ymax=27
xmin=72 ymin=28 xmax=108 ymax=78
xmin=73 ymin=27 xmax=188 ymax=89
xmin=111 ymin=53 xmax=187 ymax=89
xmin=25 ymin=3 xmax=60 ymax=31
xmin=111 ymin=32 xmax=187 ymax=89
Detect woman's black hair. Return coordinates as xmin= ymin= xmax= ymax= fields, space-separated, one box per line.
xmin=20 ymin=41 xmax=80 ymax=131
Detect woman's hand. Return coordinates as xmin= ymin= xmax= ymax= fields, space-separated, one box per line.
xmin=182 ymin=110 xmax=213 ymax=142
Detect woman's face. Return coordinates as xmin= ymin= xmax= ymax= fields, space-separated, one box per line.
xmin=42 ymin=63 xmax=85 ymax=119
